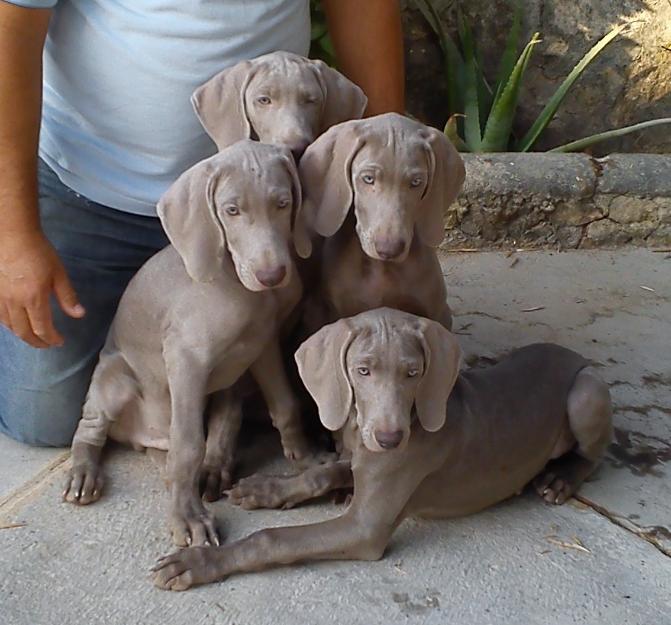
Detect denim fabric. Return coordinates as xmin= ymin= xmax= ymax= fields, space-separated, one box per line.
xmin=0 ymin=160 xmax=168 ymax=446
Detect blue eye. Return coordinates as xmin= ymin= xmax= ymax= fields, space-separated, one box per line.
xmin=410 ymin=177 xmax=423 ymax=188
xmin=362 ymin=174 xmax=375 ymax=185
xmin=225 ymin=205 xmax=239 ymax=216
xmin=257 ymin=96 xmax=271 ymax=105
xmin=357 ymin=367 xmax=370 ymax=376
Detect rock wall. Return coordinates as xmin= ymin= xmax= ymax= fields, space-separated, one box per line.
xmin=403 ymin=0 xmax=671 ymax=154
xmin=445 ymin=154 xmax=671 ymax=249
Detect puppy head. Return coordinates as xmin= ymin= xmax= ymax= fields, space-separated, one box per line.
xmin=299 ymin=114 xmax=465 ymax=262
xmin=158 ymin=140 xmax=304 ymax=291
xmin=192 ymin=51 xmax=367 ymax=159
xmin=295 ymin=308 xmax=462 ymax=453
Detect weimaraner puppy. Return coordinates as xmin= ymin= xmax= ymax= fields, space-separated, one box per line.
xmin=63 ymin=140 xmax=314 ymax=547
xmin=192 ymin=51 xmax=368 ymax=159
xmin=152 ymin=307 xmax=612 ymax=590
xmin=296 ymin=113 xmax=465 ymax=331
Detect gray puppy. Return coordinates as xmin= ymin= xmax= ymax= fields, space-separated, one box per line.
xmin=152 ymin=308 xmax=612 ymax=590
xmin=297 ymin=113 xmax=465 ymax=331
xmin=63 ymin=141 xmax=313 ymax=548
xmin=192 ymin=51 xmax=368 ymax=158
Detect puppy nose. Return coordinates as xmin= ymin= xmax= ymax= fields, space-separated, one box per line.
xmin=374 ymin=238 xmax=406 ymax=260
xmin=374 ymin=430 xmax=404 ymax=449
xmin=255 ymin=265 xmax=287 ymax=288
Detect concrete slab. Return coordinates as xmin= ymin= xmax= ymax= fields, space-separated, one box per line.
xmin=1 ymin=249 xmax=670 ymax=625
xmin=443 ymin=248 xmax=671 ymax=553
xmin=0 ymin=434 xmax=66 ymax=501
xmin=1 ymin=449 xmax=670 ymax=625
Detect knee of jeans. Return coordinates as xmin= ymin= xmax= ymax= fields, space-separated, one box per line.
xmin=0 ymin=384 xmax=84 ymax=448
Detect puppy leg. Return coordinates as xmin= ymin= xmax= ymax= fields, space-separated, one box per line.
xmin=227 ymin=460 xmax=352 ymax=510
xmin=249 ymin=339 xmax=315 ymax=464
xmin=63 ymin=349 xmax=136 ymax=505
xmin=535 ymin=367 xmax=613 ymax=504
xmin=165 ymin=347 xmax=219 ymax=547
xmin=201 ymin=389 xmax=243 ymax=502
xmin=152 ymin=447 xmax=432 ymax=590
xmin=439 ymin=304 xmax=453 ymax=331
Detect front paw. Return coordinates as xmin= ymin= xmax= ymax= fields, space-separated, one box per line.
xmin=227 ymin=474 xmax=297 ymax=510
xmin=533 ymin=471 xmax=575 ymax=505
xmin=292 ymin=449 xmax=338 ymax=471
xmin=151 ymin=546 xmax=223 ymax=591
xmin=199 ymin=462 xmax=233 ymax=503
xmin=169 ymin=500 xmax=220 ymax=547
xmin=281 ymin=432 xmax=335 ymax=469
xmin=63 ymin=462 xmax=104 ymax=505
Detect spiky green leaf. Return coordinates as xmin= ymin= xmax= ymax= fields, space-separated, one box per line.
xmin=517 ymin=22 xmax=631 ymax=152
xmin=413 ymin=0 xmax=464 ymax=116
xmin=480 ymin=32 xmax=541 ymax=152
xmin=549 ymin=118 xmax=671 ymax=152
xmin=492 ymin=0 xmax=522 ymax=106
xmin=444 ymin=114 xmax=469 ymax=151
xmin=458 ymin=7 xmax=482 ymax=150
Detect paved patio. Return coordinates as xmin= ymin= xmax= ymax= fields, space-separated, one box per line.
xmin=1 ymin=249 xmax=669 ymax=625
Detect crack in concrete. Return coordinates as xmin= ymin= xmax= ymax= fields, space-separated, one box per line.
xmin=0 ymin=451 xmax=70 ymax=522
xmin=574 ymin=494 xmax=671 ymax=558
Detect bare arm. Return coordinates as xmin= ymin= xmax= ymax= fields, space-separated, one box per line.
xmin=323 ymin=0 xmax=405 ymax=116
xmin=0 ymin=2 xmax=84 ymax=348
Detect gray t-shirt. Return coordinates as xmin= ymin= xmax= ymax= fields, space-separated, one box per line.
xmin=7 ymin=0 xmax=310 ymax=215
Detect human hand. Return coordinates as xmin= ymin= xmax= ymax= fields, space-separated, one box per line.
xmin=0 ymin=230 xmax=85 ymax=347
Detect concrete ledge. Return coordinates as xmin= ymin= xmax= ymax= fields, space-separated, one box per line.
xmin=444 ymin=154 xmax=671 ymax=250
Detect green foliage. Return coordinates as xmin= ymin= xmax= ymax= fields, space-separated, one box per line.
xmin=413 ymin=0 xmax=671 ymax=153
xmin=310 ymin=0 xmax=336 ymax=66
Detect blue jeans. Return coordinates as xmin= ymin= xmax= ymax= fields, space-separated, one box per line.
xmin=0 ymin=160 xmax=168 ymax=446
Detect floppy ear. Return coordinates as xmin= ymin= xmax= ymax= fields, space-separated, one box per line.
xmin=191 ymin=60 xmax=256 ymax=150
xmin=417 ymin=127 xmax=466 ymax=247
xmin=295 ymin=318 xmax=356 ymax=431
xmin=298 ymin=121 xmax=365 ymax=239
xmin=157 ymin=161 xmax=226 ymax=283
xmin=278 ymin=151 xmax=311 ymax=259
xmin=414 ymin=318 xmax=462 ymax=432
xmin=310 ymin=59 xmax=368 ymax=130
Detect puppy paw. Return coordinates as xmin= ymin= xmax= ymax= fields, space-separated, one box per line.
xmin=200 ymin=463 xmax=233 ymax=503
xmin=169 ymin=501 xmax=220 ymax=547
xmin=291 ymin=448 xmax=338 ymax=471
xmin=62 ymin=462 xmax=104 ymax=505
xmin=533 ymin=471 xmax=574 ymax=505
xmin=151 ymin=546 xmax=223 ymax=591
xmin=227 ymin=474 xmax=300 ymax=510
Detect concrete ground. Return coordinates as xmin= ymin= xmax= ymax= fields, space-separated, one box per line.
xmin=1 ymin=249 xmax=670 ymax=625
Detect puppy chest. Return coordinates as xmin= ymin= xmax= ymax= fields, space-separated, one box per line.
xmin=334 ymin=269 xmax=430 ymax=318
xmin=205 ymin=323 xmax=275 ymax=391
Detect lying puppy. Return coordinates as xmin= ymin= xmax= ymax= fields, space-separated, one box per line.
xmin=152 ymin=308 xmax=612 ymax=590
xmin=63 ymin=141 xmax=313 ymax=548
xmin=192 ymin=51 xmax=368 ymax=159
xmin=296 ymin=113 xmax=465 ymax=331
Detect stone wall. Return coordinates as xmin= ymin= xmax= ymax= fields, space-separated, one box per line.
xmin=444 ymin=154 xmax=671 ymax=249
xmin=403 ymin=0 xmax=671 ymax=154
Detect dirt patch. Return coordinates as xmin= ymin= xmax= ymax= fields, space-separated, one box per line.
xmin=607 ymin=427 xmax=671 ymax=477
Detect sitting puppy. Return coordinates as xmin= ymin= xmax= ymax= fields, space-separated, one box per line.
xmin=63 ymin=141 xmax=313 ymax=548
xmin=296 ymin=113 xmax=465 ymax=331
xmin=192 ymin=51 xmax=368 ymax=159
xmin=152 ymin=308 xmax=612 ymax=590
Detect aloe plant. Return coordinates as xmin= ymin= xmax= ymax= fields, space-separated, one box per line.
xmin=414 ymin=0 xmax=671 ymax=152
